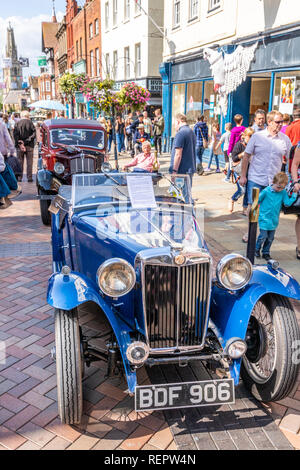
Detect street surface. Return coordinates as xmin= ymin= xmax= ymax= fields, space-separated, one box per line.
xmin=0 ymin=150 xmax=299 ymax=450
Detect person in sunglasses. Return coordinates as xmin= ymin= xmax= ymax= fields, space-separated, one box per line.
xmin=239 ymin=110 xmax=292 ymax=212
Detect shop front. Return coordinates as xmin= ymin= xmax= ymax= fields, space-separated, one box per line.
xmin=160 ymin=28 xmax=300 ymax=153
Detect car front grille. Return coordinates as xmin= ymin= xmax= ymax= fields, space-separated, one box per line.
xmin=70 ymin=156 xmax=96 ymax=174
xmin=143 ymin=262 xmax=210 ymax=350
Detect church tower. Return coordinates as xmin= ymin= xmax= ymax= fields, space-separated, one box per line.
xmin=3 ymin=23 xmax=23 ymax=93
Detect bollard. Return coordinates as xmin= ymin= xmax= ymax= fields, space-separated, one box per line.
xmin=246 ymin=188 xmax=260 ymax=264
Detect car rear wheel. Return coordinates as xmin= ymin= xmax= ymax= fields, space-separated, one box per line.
xmin=241 ymin=295 xmax=300 ymax=402
xmin=55 ymin=308 xmax=83 ymax=424
xmin=38 ymin=187 xmax=51 ymax=226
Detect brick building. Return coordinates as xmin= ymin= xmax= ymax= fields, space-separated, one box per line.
xmin=66 ymin=0 xmax=78 ymax=70
xmin=38 ymin=73 xmax=55 ymax=101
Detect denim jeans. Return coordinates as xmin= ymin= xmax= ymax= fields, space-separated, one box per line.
xmin=116 ymin=133 xmax=125 ymax=153
xmin=0 ymin=164 xmax=18 ymax=198
xmin=247 ymin=180 xmax=266 ymax=205
xmin=108 ymin=134 xmax=113 ymax=152
xmin=207 ymin=147 xmax=219 ymax=170
xmin=256 ymin=229 xmax=275 ymax=255
xmin=231 ymin=173 xmax=243 ymax=201
xmin=195 ymin=145 xmax=205 ymax=167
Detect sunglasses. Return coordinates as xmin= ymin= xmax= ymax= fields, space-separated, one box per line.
xmin=274 ymin=120 xmax=284 ymax=124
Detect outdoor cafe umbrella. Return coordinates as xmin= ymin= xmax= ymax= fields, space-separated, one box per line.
xmin=29 ymin=100 xmax=66 ymax=111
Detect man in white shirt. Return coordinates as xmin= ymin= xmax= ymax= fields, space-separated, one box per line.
xmin=240 ymin=110 xmax=291 ymax=207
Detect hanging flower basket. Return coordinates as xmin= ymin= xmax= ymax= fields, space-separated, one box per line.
xmin=118 ymin=82 xmax=151 ymax=112
xmin=59 ymin=73 xmax=89 ymax=101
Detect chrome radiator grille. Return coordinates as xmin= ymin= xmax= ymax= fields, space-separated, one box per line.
xmin=143 ymin=262 xmax=210 ymax=350
xmin=70 ymin=156 xmax=96 ymax=174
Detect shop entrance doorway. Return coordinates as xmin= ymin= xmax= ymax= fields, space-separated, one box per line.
xmin=249 ymin=76 xmax=271 ymax=125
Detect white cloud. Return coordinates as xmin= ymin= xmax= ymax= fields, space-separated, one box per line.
xmin=0 ymin=11 xmax=64 ymax=81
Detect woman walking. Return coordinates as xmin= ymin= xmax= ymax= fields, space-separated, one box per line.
xmin=204 ymin=122 xmax=222 ymax=173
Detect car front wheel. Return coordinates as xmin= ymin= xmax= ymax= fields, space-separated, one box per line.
xmin=241 ymin=295 xmax=300 ymax=403
xmin=38 ymin=187 xmax=51 ymax=226
xmin=55 ymin=308 xmax=83 ymax=424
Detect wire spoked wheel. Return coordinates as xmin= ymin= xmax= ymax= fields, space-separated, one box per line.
xmin=243 ymin=303 xmax=277 ymax=383
xmin=241 ymin=295 xmax=300 ymax=402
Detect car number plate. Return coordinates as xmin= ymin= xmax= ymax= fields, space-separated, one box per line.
xmin=135 ymin=379 xmax=235 ymax=412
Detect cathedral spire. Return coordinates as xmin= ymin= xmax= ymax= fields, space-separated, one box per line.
xmin=52 ymin=0 xmax=57 ymax=23
xmin=6 ymin=23 xmax=18 ymax=60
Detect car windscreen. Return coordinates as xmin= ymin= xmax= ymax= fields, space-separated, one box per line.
xmin=71 ymin=173 xmax=193 ymax=208
xmin=50 ymin=128 xmax=105 ymax=150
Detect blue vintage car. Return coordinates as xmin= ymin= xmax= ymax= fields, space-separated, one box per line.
xmin=47 ymin=171 xmax=300 ymax=424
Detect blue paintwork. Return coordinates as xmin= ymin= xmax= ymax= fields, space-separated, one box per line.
xmin=48 ymin=187 xmax=300 ymax=393
xmin=210 ymin=265 xmax=300 ymax=384
xmin=37 ymin=169 xmax=53 ymax=191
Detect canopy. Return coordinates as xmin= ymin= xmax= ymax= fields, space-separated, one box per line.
xmin=29 ymin=100 xmax=66 ymax=111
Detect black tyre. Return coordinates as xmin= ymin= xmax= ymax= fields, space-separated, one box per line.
xmin=38 ymin=187 xmax=51 ymax=226
xmin=55 ymin=308 xmax=83 ymax=424
xmin=241 ymin=295 xmax=300 ymax=402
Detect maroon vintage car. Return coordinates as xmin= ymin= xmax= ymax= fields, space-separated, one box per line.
xmin=37 ymin=119 xmax=107 ymax=225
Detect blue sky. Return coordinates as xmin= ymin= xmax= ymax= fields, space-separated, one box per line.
xmin=0 ymin=1 xmax=69 ymax=80
xmin=0 ymin=0 xmax=67 ymax=18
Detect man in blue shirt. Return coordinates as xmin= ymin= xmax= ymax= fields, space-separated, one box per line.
xmin=169 ymin=113 xmax=196 ymax=185
xmin=193 ymin=115 xmax=208 ymax=175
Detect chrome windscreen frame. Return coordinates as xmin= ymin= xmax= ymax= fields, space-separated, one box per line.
xmin=135 ymin=248 xmax=213 ymax=355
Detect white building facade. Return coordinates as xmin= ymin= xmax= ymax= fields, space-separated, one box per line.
xmin=101 ymin=0 xmax=164 ymax=114
xmin=161 ymin=0 xmax=300 ymax=146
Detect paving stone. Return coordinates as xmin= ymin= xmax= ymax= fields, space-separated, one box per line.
xmin=42 ymin=436 xmax=71 ymax=450
xmin=20 ymin=390 xmax=54 ymax=410
xmin=18 ymin=421 xmax=55 ymax=447
xmin=146 ymin=423 xmax=174 ymax=450
xmin=45 ymin=418 xmax=82 ymax=442
xmin=119 ymin=425 xmax=153 ymax=450
xmin=31 ymin=403 xmax=59 ymax=428
xmin=92 ymin=429 xmax=128 ymax=450
xmin=22 ymin=365 xmax=52 ymax=381
xmin=0 ymin=379 xmax=16 ymax=395
xmin=0 ymin=425 xmax=27 ymax=450
xmin=67 ymin=435 xmax=99 ymax=450
xmin=8 ymin=377 xmax=41 ymax=398
xmin=0 ymin=407 xmax=14 ymax=425
xmin=0 ymin=393 xmax=28 ymax=413
xmin=279 ymin=410 xmax=300 ymax=434
xmin=3 ymin=405 xmax=41 ymax=431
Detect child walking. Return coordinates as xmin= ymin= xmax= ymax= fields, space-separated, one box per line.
xmin=255 ymin=172 xmax=297 ymax=260
xmin=215 ymin=122 xmax=232 ymax=182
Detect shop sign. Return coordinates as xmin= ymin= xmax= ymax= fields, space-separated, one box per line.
xmin=73 ymin=60 xmax=86 ymax=75
xmin=38 ymin=57 xmax=47 ymax=67
xmin=75 ymin=92 xmax=85 ymax=104
xmin=279 ymin=77 xmax=296 ymax=115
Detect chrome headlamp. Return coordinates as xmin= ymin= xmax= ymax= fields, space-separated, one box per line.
xmin=54 ymin=162 xmax=65 ymax=175
xmin=97 ymin=258 xmax=136 ymax=297
xmin=225 ymin=338 xmax=247 ymax=359
xmin=216 ymin=254 xmax=252 ymax=291
xmin=126 ymin=341 xmax=149 ymax=365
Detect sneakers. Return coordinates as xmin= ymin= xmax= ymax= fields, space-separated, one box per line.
xmin=262 ymin=253 xmax=271 ymax=261
xmin=204 ymin=168 xmax=211 ymax=173
xmin=255 ymin=251 xmax=261 ymax=258
xmin=223 ymin=178 xmax=230 ymax=183
xmin=216 ymin=169 xmax=221 ymax=173
xmin=196 ymin=164 xmax=204 ymax=175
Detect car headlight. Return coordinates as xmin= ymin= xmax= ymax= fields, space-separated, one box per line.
xmin=54 ymin=162 xmax=65 ymax=175
xmin=126 ymin=341 xmax=149 ymax=365
xmin=216 ymin=254 xmax=252 ymax=290
xmin=97 ymin=258 xmax=136 ymax=297
xmin=226 ymin=338 xmax=247 ymax=359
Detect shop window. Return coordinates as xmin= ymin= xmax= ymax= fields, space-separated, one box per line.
xmin=171 ymin=83 xmax=185 ymax=136
xmin=273 ymin=71 xmax=300 ymax=118
xmin=203 ymin=81 xmax=220 ymax=136
xmin=186 ymin=81 xmax=202 ymax=128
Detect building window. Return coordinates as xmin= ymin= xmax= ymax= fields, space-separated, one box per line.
xmin=45 ymin=81 xmax=51 ymax=92
xmin=94 ymin=19 xmax=99 ymax=36
xmin=135 ymin=0 xmax=141 ymax=15
xmin=105 ymin=2 xmax=109 ymax=29
xmin=95 ymin=48 xmax=100 ymax=76
xmin=105 ymin=53 xmax=110 ymax=77
xmin=124 ymin=47 xmax=130 ymax=79
xmin=76 ymin=40 xmax=79 ymax=60
xmin=89 ymin=23 xmax=93 ymax=39
xmin=173 ymin=1 xmax=180 ymax=27
xmin=135 ymin=43 xmax=141 ymax=78
xmin=80 ymin=38 xmax=83 ymax=58
xmin=113 ymin=0 xmax=118 ymax=27
xmin=189 ymin=0 xmax=198 ymax=20
xmin=113 ymin=50 xmax=118 ymax=80
xmin=208 ymin=0 xmax=221 ymax=12
xmin=124 ymin=0 xmax=130 ymax=20
xmin=90 ymin=50 xmax=94 ymax=77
